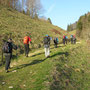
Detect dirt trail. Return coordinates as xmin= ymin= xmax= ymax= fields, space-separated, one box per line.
xmin=0 ymin=48 xmax=45 ymax=73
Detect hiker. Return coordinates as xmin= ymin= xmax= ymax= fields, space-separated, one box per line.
xmin=3 ymin=39 xmax=17 ymax=73
xmin=63 ymin=35 xmax=66 ymax=45
xmin=73 ymin=35 xmax=76 ymax=44
xmin=23 ymin=35 xmax=32 ymax=57
xmin=48 ymin=35 xmax=51 ymax=45
xmin=71 ymin=35 xmax=73 ymax=44
xmin=43 ymin=35 xmax=50 ymax=57
xmin=54 ymin=37 xmax=59 ymax=48
xmin=65 ymin=36 xmax=68 ymax=44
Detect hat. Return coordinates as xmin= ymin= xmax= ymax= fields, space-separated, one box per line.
xmin=46 ymin=35 xmax=48 ymax=36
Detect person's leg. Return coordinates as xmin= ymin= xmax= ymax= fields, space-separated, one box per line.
xmin=71 ymin=38 xmax=73 ymax=44
xmin=56 ymin=43 xmax=57 ymax=48
xmin=5 ymin=54 xmax=10 ymax=72
xmin=47 ymin=47 xmax=50 ymax=56
xmin=66 ymin=40 xmax=67 ymax=44
xmin=24 ymin=44 xmax=27 ymax=56
xmin=26 ymin=44 xmax=29 ymax=57
xmin=45 ymin=48 xmax=47 ymax=57
xmin=64 ymin=39 xmax=65 ymax=45
xmin=25 ymin=44 xmax=29 ymax=57
xmin=75 ymin=39 xmax=76 ymax=44
xmin=63 ymin=39 xmax=64 ymax=44
xmin=8 ymin=53 xmax=12 ymax=69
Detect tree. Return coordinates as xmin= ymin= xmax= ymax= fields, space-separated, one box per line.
xmin=48 ymin=18 xmax=52 ymax=24
xmin=26 ymin=0 xmax=43 ymax=18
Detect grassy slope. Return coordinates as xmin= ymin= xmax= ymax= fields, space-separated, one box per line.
xmin=0 ymin=41 xmax=89 ymax=90
xmin=76 ymin=13 xmax=90 ymax=40
xmin=0 ymin=5 xmax=66 ymax=60
xmin=0 ymin=6 xmax=65 ymax=46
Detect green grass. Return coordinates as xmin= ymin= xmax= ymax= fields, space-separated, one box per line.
xmin=0 ymin=5 xmax=66 ymax=63
xmin=0 ymin=41 xmax=90 ymax=90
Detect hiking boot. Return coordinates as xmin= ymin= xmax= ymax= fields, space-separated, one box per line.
xmin=26 ymin=55 xmax=28 ymax=57
xmin=6 ymin=70 xmax=9 ymax=73
xmin=48 ymin=56 xmax=50 ymax=58
xmin=8 ymin=67 xmax=11 ymax=69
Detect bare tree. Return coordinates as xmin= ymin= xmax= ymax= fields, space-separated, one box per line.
xmin=26 ymin=0 xmax=43 ymax=18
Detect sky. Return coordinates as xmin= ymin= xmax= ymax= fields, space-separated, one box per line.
xmin=41 ymin=0 xmax=90 ymax=30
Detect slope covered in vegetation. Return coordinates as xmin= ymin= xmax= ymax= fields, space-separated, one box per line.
xmin=76 ymin=12 xmax=90 ymax=40
xmin=0 ymin=40 xmax=89 ymax=90
xmin=0 ymin=5 xmax=65 ymax=60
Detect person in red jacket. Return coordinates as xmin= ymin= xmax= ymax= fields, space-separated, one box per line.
xmin=63 ymin=35 xmax=66 ymax=45
xmin=23 ymin=35 xmax=31 ymax=57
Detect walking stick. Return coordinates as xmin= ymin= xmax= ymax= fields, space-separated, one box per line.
xmin=1 ymin=45 xmax=4 ymax=65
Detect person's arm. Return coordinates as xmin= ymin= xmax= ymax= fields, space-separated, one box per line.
xmin=28 ymin=37 xmax=31 ymax=43
xmin=12 ymin=43 xmax=18 ymax=50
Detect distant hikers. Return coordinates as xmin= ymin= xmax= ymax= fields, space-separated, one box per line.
xmin=23 ymin=35 xmax=32 ymax=57
xmin=2 ymin=39 xmax=17 ymax=73
xmin=71 ymin=35 xmax=73 ymax=44
xmin=63 ymin=35 xmax=66 ymax=45
xmin=43 ymin=35 xmax=50 ymax=58
xmin=65 ymin=36 xmax=68 ymax=44
xmin=63 ymin=35 xmax=68 ymax=45
xmin=73 ymin=35 xmax=76 ymax=44
xmin=54 ymin=37 xmax=59 ymax=48
xmin=71 ymin=35 xmax=76 ymax=44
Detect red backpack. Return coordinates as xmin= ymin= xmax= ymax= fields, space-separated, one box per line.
xmin=63 ymin=35 xmax=65 ymax=39
xmin=23 ymin=36 xmax=29 ymax=44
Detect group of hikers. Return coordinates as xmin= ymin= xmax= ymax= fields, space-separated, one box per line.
xmin=63 ymin=35 xmax=76 ymax=45
xmin=2 ymin=34 xmax=76 ymax=73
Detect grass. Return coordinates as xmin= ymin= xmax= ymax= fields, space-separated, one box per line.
xmin=0 ymin=5 xmax=66 ymax=63
xmin=50 ymin=42 xmax=90 ymax=90
xmin=0 ymin=40 xmax=90 ymax=90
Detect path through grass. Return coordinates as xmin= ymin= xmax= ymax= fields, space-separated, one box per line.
xmin=0 ymin=41 xmax=90 ymax=90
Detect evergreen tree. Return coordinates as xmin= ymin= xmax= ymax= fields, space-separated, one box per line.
xmin=48 ymin=18 xmax=52 ymax=24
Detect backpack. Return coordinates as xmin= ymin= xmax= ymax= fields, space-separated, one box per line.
xmin=73 ymin=36 xmax=76 ymax=40
xmin=66 ymin=36 xmax=68 ymax=39
xmin=44 ymin=37 xmax=49 ymax=44
xmin=63 ymin=36 xmax=65 ymax=39
xmin=3 ymin=42 xmax=10 ymax=53
xmin=23 ymin=36 xmax=29 ymax=44
xmin=54 ymin=38 xmax=58 ymax=43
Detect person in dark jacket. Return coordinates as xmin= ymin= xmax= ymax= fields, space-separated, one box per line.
xmin=3 ymin=38 xmax=17 ymax=73
xmin=73 ymin=35 xmax=76 ymax=44
xmin=54 ymin=37 xmax=59 ymax=48
xmin=43 ymin=35 xmax=50 ymax=57
xmin=63 ymin=35 xmax=66 ymax=45
xmin=71 ymin=35 xmax=73 ymax=44
xmin=65 ymin=36 xmax=68 ymax=44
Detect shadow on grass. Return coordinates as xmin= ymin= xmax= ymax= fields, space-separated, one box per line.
xmin=14 ymin=58 xmax=47 ymax=70
xmin=50 ymin=45 xmax=65 ymax=49
xmin=31 ymin=52 xmax=44 ymax=57
xmin=12 ymin=51 xmax=69 ymax=71
xmin=50 ymin=51 xmax=69 ymax=58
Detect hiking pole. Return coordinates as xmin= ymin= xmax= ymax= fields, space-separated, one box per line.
xmin=1 ymin=46 xmax=4 ymax=65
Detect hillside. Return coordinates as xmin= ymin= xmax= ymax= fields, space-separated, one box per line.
xmin=0 ymin=5 xmax=90 ymax=90
xmin=67 ymin=22 xmax=77 ymax=32
xmin=76 ymin=12 xmax=90 ymax=40
xmin=67 ymin=12 xmax=90 ymax=40
xmin=0 ymin=41 xmax=90 ymax=90
xmin=0 ymin=6 xmax=66 ymax=60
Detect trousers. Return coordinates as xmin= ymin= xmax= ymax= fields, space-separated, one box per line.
xmin=4 ymin=53 xmax=12 ymax=70
xmin=44 ymin=47 xmax=50 ymax=57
